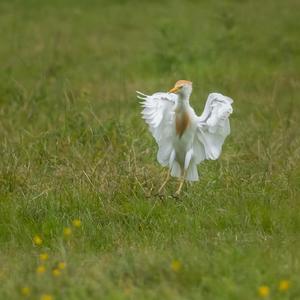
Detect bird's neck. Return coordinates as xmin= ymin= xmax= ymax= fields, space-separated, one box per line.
xmin=177 ymin=95 xmax=190 ymax=111
xmin=175 ymin=96 xmax=191 ymax=137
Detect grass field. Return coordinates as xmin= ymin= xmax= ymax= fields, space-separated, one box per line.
xmin=0 ymin=0 xmax=300 ymax=299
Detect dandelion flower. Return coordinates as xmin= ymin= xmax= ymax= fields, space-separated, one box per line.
xmin=52 ymin=269 xmax=61 ymax=277
xmin=21 ymin=286 xmax=30 ymax=297
xmin=258 ymin=285 xmax=270 ymax=298
xmin=39 ymin=253 xmax=49 ymax=261
xmin=123 ymin=286 xmax=132 ymax=296
xmin=40 ymin=294 xmax=53 ymax=300
xmin=33 ymin=235 xmax=43 ymax=246
xmin=170 ymin=260 xmax=182 ymax=272
xmin=63 ymin=227 xmax=72 ymax=237
xmin=72 ymin=219 xmax=82 ymax=228
xmin=279 ymin=280 xmax=290 ymax=291
xmin=58 ymin=262 xmax=66 ymax=270
xmin=36 ymin=265 xmax=46 ymax=274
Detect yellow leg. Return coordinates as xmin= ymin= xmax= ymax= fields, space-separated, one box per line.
xmin=158 ymin=169 xmax=171 ymax=194
xmin=174 ymin=170 xmax=186 ymax=196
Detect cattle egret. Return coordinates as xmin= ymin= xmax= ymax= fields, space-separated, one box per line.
xmin=137 ymin=80 xmax=233 ymax=195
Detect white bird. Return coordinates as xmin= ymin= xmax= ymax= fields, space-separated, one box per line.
xmin=137 ymin=80 xmax=233 ymax=195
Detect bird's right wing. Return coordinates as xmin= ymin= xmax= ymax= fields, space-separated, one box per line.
xmin=195 ymin=93 xmax=233 ymax=161
xmin=137 ymin=91 xmax=178 ymax=166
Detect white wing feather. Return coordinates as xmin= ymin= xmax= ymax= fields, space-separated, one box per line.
xmin=196 ymin=93 xmax=233 ymax=160
xmin=137 ymin=91 xmax=178 ymax=166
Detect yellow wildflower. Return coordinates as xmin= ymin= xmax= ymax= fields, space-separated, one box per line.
xmin=72 ymin=219 xmax=82 ymax=228
xmin=279 ymin=280 xmax=290 ymax=291
xmin=33 ymin=235 xmax=43 ymax=246
xmin=36 ymin=265 xmax=46 ymax=274
xmin=170 ymin=260 xmax=182 ymax=272
xmin=39 ymin=253 xmax=49 ymax=261
xmin=58 ymin=261 xmax=66 ymax=270
xmin=63 ymin=227 xmax=72 ymax=237
xmin=258 ymin=285 xmax=270 ymax=298
xmin=40 ymin=294 xmax=53 ymax=300
xmin=123 ymin=286 xmax=132 ymax=296
xmin=21 ymin=286 xmax=31 ymax=297
xmin=52 ymin=268 xmax=61 ymax=277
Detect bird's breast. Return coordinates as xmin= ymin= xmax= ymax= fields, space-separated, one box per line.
xmin=175 ymin=111 xmax=191 ymax=138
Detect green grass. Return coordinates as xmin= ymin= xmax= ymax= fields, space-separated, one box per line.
xmin=0 ymin=0 xmax=300 ymax=299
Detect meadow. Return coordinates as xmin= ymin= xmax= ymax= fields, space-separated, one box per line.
xmin=0 ymin=0 xmax=300 ymax=299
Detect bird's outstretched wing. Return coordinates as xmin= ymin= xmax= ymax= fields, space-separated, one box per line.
xmin=195 ymin=93 xmax=233 ymax=161
xmin=137 ymin=91 xmax=178 ymax=166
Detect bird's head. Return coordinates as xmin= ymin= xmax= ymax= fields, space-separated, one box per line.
xmin=169 ymin=80 xmax=193 ymax=99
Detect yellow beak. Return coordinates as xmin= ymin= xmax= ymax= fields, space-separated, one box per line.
xmin=169 ymin=86 xmax=180 ymax=93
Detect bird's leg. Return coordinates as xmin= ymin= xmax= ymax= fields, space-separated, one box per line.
xmin=174 ymin=149 xmax=193 ymax=196
xmin=174 ymin=170 xmax=187 ymax=196
xmin=158 ymin=169 xmax=171 ymax=194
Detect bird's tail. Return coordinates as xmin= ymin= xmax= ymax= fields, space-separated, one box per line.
xmin=186 ymin=162 xmax=199 ymax=181
xmin=170 ymin=161 xmax=199 ymax=182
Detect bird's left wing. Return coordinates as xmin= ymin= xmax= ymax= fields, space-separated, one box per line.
xmin=137 ymin=91 xmax=178 ymax=166
xmin=194 ymin=93 xmax=233 ymax=161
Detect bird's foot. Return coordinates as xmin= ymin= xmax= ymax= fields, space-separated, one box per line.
xmin=172 ymin=193 xmax=180 ymax=199
xmin=153 ymin=190 xmax=165 ymax=199
xmin=157 ymin=188 xmax=164 ymax=196
xmin=172 ymin=188 xmax=182 ymax=199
